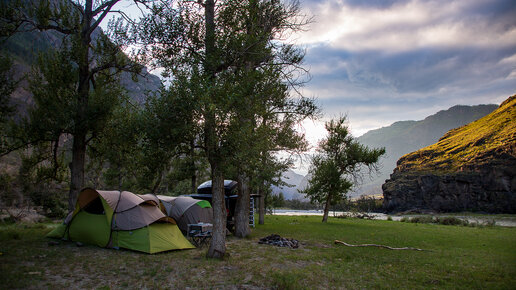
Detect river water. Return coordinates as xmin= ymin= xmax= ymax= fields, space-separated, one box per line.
xmin=271 ymin=209 xmax=516 ymax=227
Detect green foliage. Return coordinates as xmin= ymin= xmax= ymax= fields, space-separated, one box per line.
xmin=304 ymin=116 xmax=385 ymax=219
xmin=0 ymin=0 xmax=149 ymax=212
xmin=268 ymin=192 xmax=285 ymax=210
xmin=6 ymin=44 xmax=124 ymax=185
xmin=398 ymin=215 xmax=494 ymax=227
xmin=0 ymin=54 xmax=17 ymax=125
xmin=0 ymin=173 xmax=16 ymax=206
xmin=29 ymin=190 xmax=66 ymax=219
xmin=141 ymin=0 xmax=316 ymax=170
xmin=283 ymin=199 xmax=318 ymax=210
xmin=166 ymin=179 xmax=192 ymax=196
xmin=332 ymin=196 xmax=384 ymax=212
xmin=86 ymin=100 xmax=142 ymax=191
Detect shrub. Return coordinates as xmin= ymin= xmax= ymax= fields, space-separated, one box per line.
xmin=484 ymin=219 xmax=496 ymax=227
xmin=436 ymin=217 xmax=468 ymax=226
xmin=0 ymin=174 xmax=19 ymax=206
xmin=29 ymin=191 xmax=67 ymax=219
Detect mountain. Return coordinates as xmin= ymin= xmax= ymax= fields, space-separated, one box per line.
xmin=3 ymin=27 xmax=161 ymax=112
xmin=353 ymin=103 xmax=498 ymax=197
xmin=271 ymin=169 xmax=308 ymax=200
xmin=383 ymin=95 xmax=516 ymax=213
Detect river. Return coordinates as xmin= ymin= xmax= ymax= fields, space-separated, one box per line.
xmin=271 ymin=209 xmax=516 ymax=227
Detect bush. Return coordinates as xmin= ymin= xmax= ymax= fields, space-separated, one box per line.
xmin=398 ymin=216 xmax=474 ymax=227
xmin=409 ymin=216 xmax=435 ymax=224
xmin=0 ymin=174 xmax=18 ymax=206
xmin=436 ymin=217 xmax=468 ymax=226
xmin=29 ymin=191 xmax=67 ymax=219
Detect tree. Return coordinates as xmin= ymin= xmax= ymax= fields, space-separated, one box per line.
xmin=270 ymin=192 xmax=285 ymax=212
xmin=86 ymin=98 xmax=141 ymax=191
xmin=139 ymin=0 xmax=315 ymax=257
xmin=1 ymin=0 xmax=148 ymax=212
xmin=304 ymin=116 xmax=385 ymax=222
xmin=216 ymin=0 xmax=316 ymax=237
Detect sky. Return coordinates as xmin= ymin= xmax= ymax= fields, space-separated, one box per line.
xmin=293 ymin=0 xmax=516 ymax=142
xmin=104 ymin=0 xmax=516 ymax=174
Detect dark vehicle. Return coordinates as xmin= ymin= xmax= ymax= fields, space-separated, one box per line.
xmin=187 ymin=180 xmax=238 ymax=231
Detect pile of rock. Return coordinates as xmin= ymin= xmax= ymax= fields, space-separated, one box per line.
xmin=258 ymin=234 xmax=299 ymax=249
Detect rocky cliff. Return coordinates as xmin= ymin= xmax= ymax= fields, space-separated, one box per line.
xmin=383 ymin=95 xmax=516 ymax=213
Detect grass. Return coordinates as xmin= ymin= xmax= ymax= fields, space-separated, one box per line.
xmin=1 ymin=215 xmax=515 ymax=289
xmin=399 ymin=95 xmax=515 ymax=172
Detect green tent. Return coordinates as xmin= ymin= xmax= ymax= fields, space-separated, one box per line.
xmin=47 ymin=188 xmax=194 ymax=253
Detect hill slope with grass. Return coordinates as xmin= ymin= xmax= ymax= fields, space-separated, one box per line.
xmin=383 ymin=95 xmax=516 ymax=213
xmin=354 ymin=104 xmax=497 ymax=197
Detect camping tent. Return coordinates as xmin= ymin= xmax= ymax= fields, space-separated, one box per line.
xmin=157 ymin=195 xmax=213 ymax=233
xmin=47 ymin=188 xmax=194 ymax=253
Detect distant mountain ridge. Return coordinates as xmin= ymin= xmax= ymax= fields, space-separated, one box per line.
xmin=353 ymin=103 xmax=498 ymax=197
xmin=271 ymin=104 xmax=498 ymax=200
xmin=271 ymin=169 xmax=308 ymax=200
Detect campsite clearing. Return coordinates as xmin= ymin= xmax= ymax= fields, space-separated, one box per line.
xmin=1 ymin=215 xmax=515 ymax=289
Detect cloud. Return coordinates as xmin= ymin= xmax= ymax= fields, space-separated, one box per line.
xmin=292 ymin=0 xmax=516 ymax=136
xmin=297 ymin=0 xmax=516 ymax=53
xmin=286 ymin=0 xmax=516 ymax=174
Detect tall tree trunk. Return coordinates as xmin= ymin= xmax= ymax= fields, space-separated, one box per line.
xmin=151 ymin=170 xmax=163 ymax=194
xmin=234 ymin=172 xmax=250 ymax=238
xmin=68 ymin=0 xmax=93 ymax=213
xmin=68 ymin=28 xmax=90 ymax=212
xmin=118 ymin=165 xmax=122 ymax=191
xmin=207 ymin=164 xmax=226 ymax=259
xmin=190 ymin=139 xmax=197 ymax=194
xmin=69 ymin=133 xmax=86 ymax=212
xmin=322 ymin=194 xmax=331 ymax=222
xmin=204 ymin=0 xmax=215 ymax=70
xmin=258 ymin=185 xmax=265 ymax=225
xmin=191 ymin=172 xmax=197 ymax=194
xmin=204 ymin=0 xmax=226 ymax=259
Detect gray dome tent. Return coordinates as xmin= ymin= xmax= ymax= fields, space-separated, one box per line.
xmin=157 ymin=196 xmax=213 ymax=233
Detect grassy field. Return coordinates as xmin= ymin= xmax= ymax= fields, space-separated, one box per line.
xmin=1 ymin=215 xmax=515 ymax=289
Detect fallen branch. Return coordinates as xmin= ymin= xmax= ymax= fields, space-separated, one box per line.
xmin=334 ymin=240 xmax=429 ymax=251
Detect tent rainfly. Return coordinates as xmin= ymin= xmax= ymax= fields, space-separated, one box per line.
xmin=157 ymin=195 xmax=213 ymax=233
xmin=47 ymin=188 xmax=194 ymax=253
